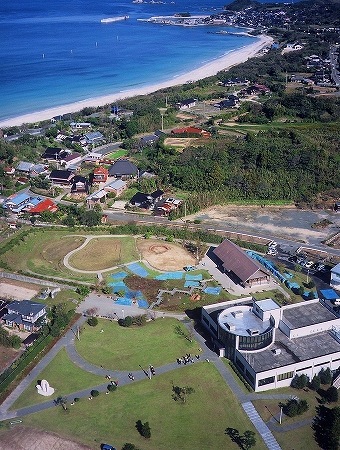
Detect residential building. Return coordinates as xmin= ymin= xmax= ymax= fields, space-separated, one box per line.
xmin=202 ymin=297 xmax=340 ymax=392
xmin=26 ymin=198 xmax=58 ymax=214
xmin=71 ymin=175 xmax=90 ymax=194
xmin=213 ymin=239 xmax=270 ymax=287
xmin=41 ymin=147 xmax=68 ymax=161
xmin=16 ymin=161 xmax=34 ymax=173
xmin=331 ymin=263 xmax=340 ymax=289
xmin=84 ymin=131 xmax=105 ymax=146
xmin=2 ymin=300 xmax=46 ymax=332
xmin=104 ymin=179 xmax=127 ymax=196
xmin=86 ymin=189 xmax=108 ymax=208
xmin=61 ymin=152 xmax=82 ymax=169
xmin=108 ymin=159 xmax=138 ymax=179
xmin=93 ymin=166 xmax=109 ymax=183
xmin=2 ymin=192 xmax=32 ymax=213
xmin=49 ymin=169 xmax=74 ymax=185
xmin=171 ymin=126 xmax=211 ymax=138
xmin=176 ymin=98 xmax=197 ymax=109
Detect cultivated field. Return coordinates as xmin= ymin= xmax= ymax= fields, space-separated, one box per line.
xmin=69 ymin=236 xmax=138 ymax=271
xmin=137 ymin=238 xmax=196 ymax=271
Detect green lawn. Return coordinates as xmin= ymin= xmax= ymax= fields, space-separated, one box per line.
xmin=21 ymin=363 xmax=267 ymax=450
xmin=34 ymin=289 xmax=83 ymax=311
xmin=107 ymin=149 xmax=128 ymax=159
xmin=76 ymin=318 xmax=199 ymax=370
xmin=11 ymin=348 xmax=104 ymax=410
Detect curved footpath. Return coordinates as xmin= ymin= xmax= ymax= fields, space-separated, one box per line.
xmin=0 ymin=314 xmax=294 ymax=450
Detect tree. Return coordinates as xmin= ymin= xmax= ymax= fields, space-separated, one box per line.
xmin=54 ymin=396 xmax=68 ymax=411
xmin=327 ymin=386 xmax=339 ymax=403
xmin=90 ymin=389 xmax=99 ymax=397
xmin=136 ymin=420 xmax=151 ymax=439
xmin=107 ymin=383 xmax=117 ymax=392
xmin=320 ymin=367 xmax=332 ymax=385
xmin=122 ymin=444 xmax=139 ymax=450
xmin=310 ymin=374 xmax=321 ymax=391
xmin=76 ymin=285 xmax=91 ymax=296
xmin=172 ymin=385 xmax=195 ymax=403
xmin=291 ymin=373 xmax=308 ymax=389
xmin=87 ymin=316 xmax=98 ymax=327
xmin=241 ymin=430 xmax=256 ymax=450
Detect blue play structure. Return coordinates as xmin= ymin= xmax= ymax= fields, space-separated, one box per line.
xmin=155 ymin=271 xmax=184 ymax=280
xmin=184 ymin=281 xmax=200 ymax=288
xmin=127 ymin=262 xmax=149 ymax=278
xmin=185 ymin=274 xmax=203 ymax=281
xmin=110 ymin=271 xmax=128 ymax=279
xmin=246 ymin=250 xmax=286 ymax=282
xmin=204 ymin=286 xmax=222 ymax=295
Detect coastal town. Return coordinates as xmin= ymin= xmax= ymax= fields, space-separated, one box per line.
xmin=0 ymin=0 xmax=340 ymax=449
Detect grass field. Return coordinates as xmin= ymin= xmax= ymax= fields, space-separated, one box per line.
xmin=11 ymin=348 xmax=104 ymax=410
xmin=76 ymin=318 xmax=199 ymax=370
xmin=107 ymin=149 xmax=127 ymax=159
xmin=69 ymin=237 xmax=138 ymax=271
xmin=2 ymin=231 xmax=96 ymax=282
xmin=253 ymin=385 xmax=340 ymax=450
xmin=21 ymin=363 xmax=266 ymax=450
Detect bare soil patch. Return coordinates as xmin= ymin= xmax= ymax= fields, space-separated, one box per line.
xmin=125 ymin=276 xmax=163 ymax=301
xmin=0 ymin=280 xmax=39 ymax=300
xmin=0 ymin=426 xmax=92 ymax=450
xmin=164 ymin=137 xmax=196 ymax=151
xmin=0 ymin=346 xmax=21 ymax=373
xmin=137 ymin=238 xmax=196 ymax=271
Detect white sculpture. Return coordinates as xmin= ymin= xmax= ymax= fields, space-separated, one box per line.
xmin=36 ymin=379 xmax=55 ymax=396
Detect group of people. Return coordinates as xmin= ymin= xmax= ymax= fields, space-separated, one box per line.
xmin=149 ymin=365 xmax=155 ymax=376
xmin=176 ymin=353 xmax=200 ymax=365
xmin=128 ymin=372 xmax=135 ymax=381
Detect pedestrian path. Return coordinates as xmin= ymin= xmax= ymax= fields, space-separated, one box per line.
xmin=242 ymin=402 xmax=282 ymax=450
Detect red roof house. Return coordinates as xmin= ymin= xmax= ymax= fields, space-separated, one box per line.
xmin=93 ymin=166 xmax=109 ymax=183
xmin=171 ymin=126 xmax=211 ymax=138
xmin=26 ymin=198 xmax=58 ymax=214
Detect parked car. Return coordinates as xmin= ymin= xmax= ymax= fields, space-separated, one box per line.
xmin=304 ymin=261 xmax=314 ymax=269
xmin=268 ymin=241 xmax=278 ymax=249
xmin=267 ymin=249 xmax=277 ymax=256
xmin=102 ymin=445 xmax=116 ymax=450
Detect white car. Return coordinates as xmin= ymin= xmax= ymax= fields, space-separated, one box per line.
xmin=304 ymin=261 xmax=314 ymax=269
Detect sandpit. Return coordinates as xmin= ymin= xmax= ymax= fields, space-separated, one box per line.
xmin=137 ymin=238 xmax=196 ymax=271
xmin=0 ymin=281 xmax=39 ymax=300
xmin=0 ymin=426 xmax=91 ymax=450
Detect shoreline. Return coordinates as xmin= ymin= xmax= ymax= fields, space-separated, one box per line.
xmin=0 ymin=34 xmax=273 ymax=128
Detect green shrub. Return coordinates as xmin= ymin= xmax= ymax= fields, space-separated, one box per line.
xmin=87 ymin=316 xmax=98 ymax=327
xmin=91 ymin=389 xmax=99 ymax=397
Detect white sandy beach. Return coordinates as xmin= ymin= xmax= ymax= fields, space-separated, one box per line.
xmin=0 ymin=35 xmax=273 ymax=128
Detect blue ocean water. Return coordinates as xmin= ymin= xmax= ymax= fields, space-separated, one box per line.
xmin=0 ymin=0 xmax=293 ymax=122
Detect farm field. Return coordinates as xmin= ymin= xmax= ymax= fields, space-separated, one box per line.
xmin=20 ymin=363 xmax=266 ymax=450
xmin=75 ymin=318 xmax=198 ymax=370
xmin=69 ymin=236 xmax=138 ymax=271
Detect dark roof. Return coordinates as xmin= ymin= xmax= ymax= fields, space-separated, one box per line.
xmin=42 ymin=147 xmax=68 ymax=160
xmin=179 ymin=98 xmax=196 ymax=105
xmin=130 ymin=192 xmax=152 ymax=206
xmin=109 ymin=159 xmax=138 ymax=177
xmin=7 ymin=300 xmax=46 ymax=317
xmin=49 ymin=169 xmax=74 ymax=181
xmin=282 ymin=302 xmax=337 ymax=329
xmin=150 ymin=189 xmax=164 ymax=199
xmin=213 ymin=240 xmax=267 ymax=283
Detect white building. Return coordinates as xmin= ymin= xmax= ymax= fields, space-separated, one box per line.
xmin=202 ymin=297 xmax=340 ymax=392
xmin=330 ymin=263 xmax=340 ymax=289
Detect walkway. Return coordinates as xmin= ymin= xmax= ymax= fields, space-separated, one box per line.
xmin=0 ymin=315 xmax=289 ymax=450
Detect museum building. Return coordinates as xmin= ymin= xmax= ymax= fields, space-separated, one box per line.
xmin=202 ymin=297 xmax=340 ymax=392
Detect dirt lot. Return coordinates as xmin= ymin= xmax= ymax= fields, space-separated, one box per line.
xmin=0 ymin=427 xmax=92 ymax=450
xmin=0 ymin=280 xmax=39 ymax=300
xmin=164 ymin=137 xmax=197 ymax=151
xmin=137 ymin=238 xmax=196 ymax=271
xmin=0 ymin=345 xmax=21 ymax=373
xmin=188 ymin=205 xmax=340 ymax=244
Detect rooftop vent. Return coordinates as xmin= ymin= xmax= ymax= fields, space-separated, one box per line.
xmin=232 ymin=310 xmax=243 ymax=318
xmin=272 ymin=348 xmax=282 ymax=355
xmin=248 ymin=328 xmax=259 ymax=336
xmin=227 ymin=323 xmax=236 ymax=331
